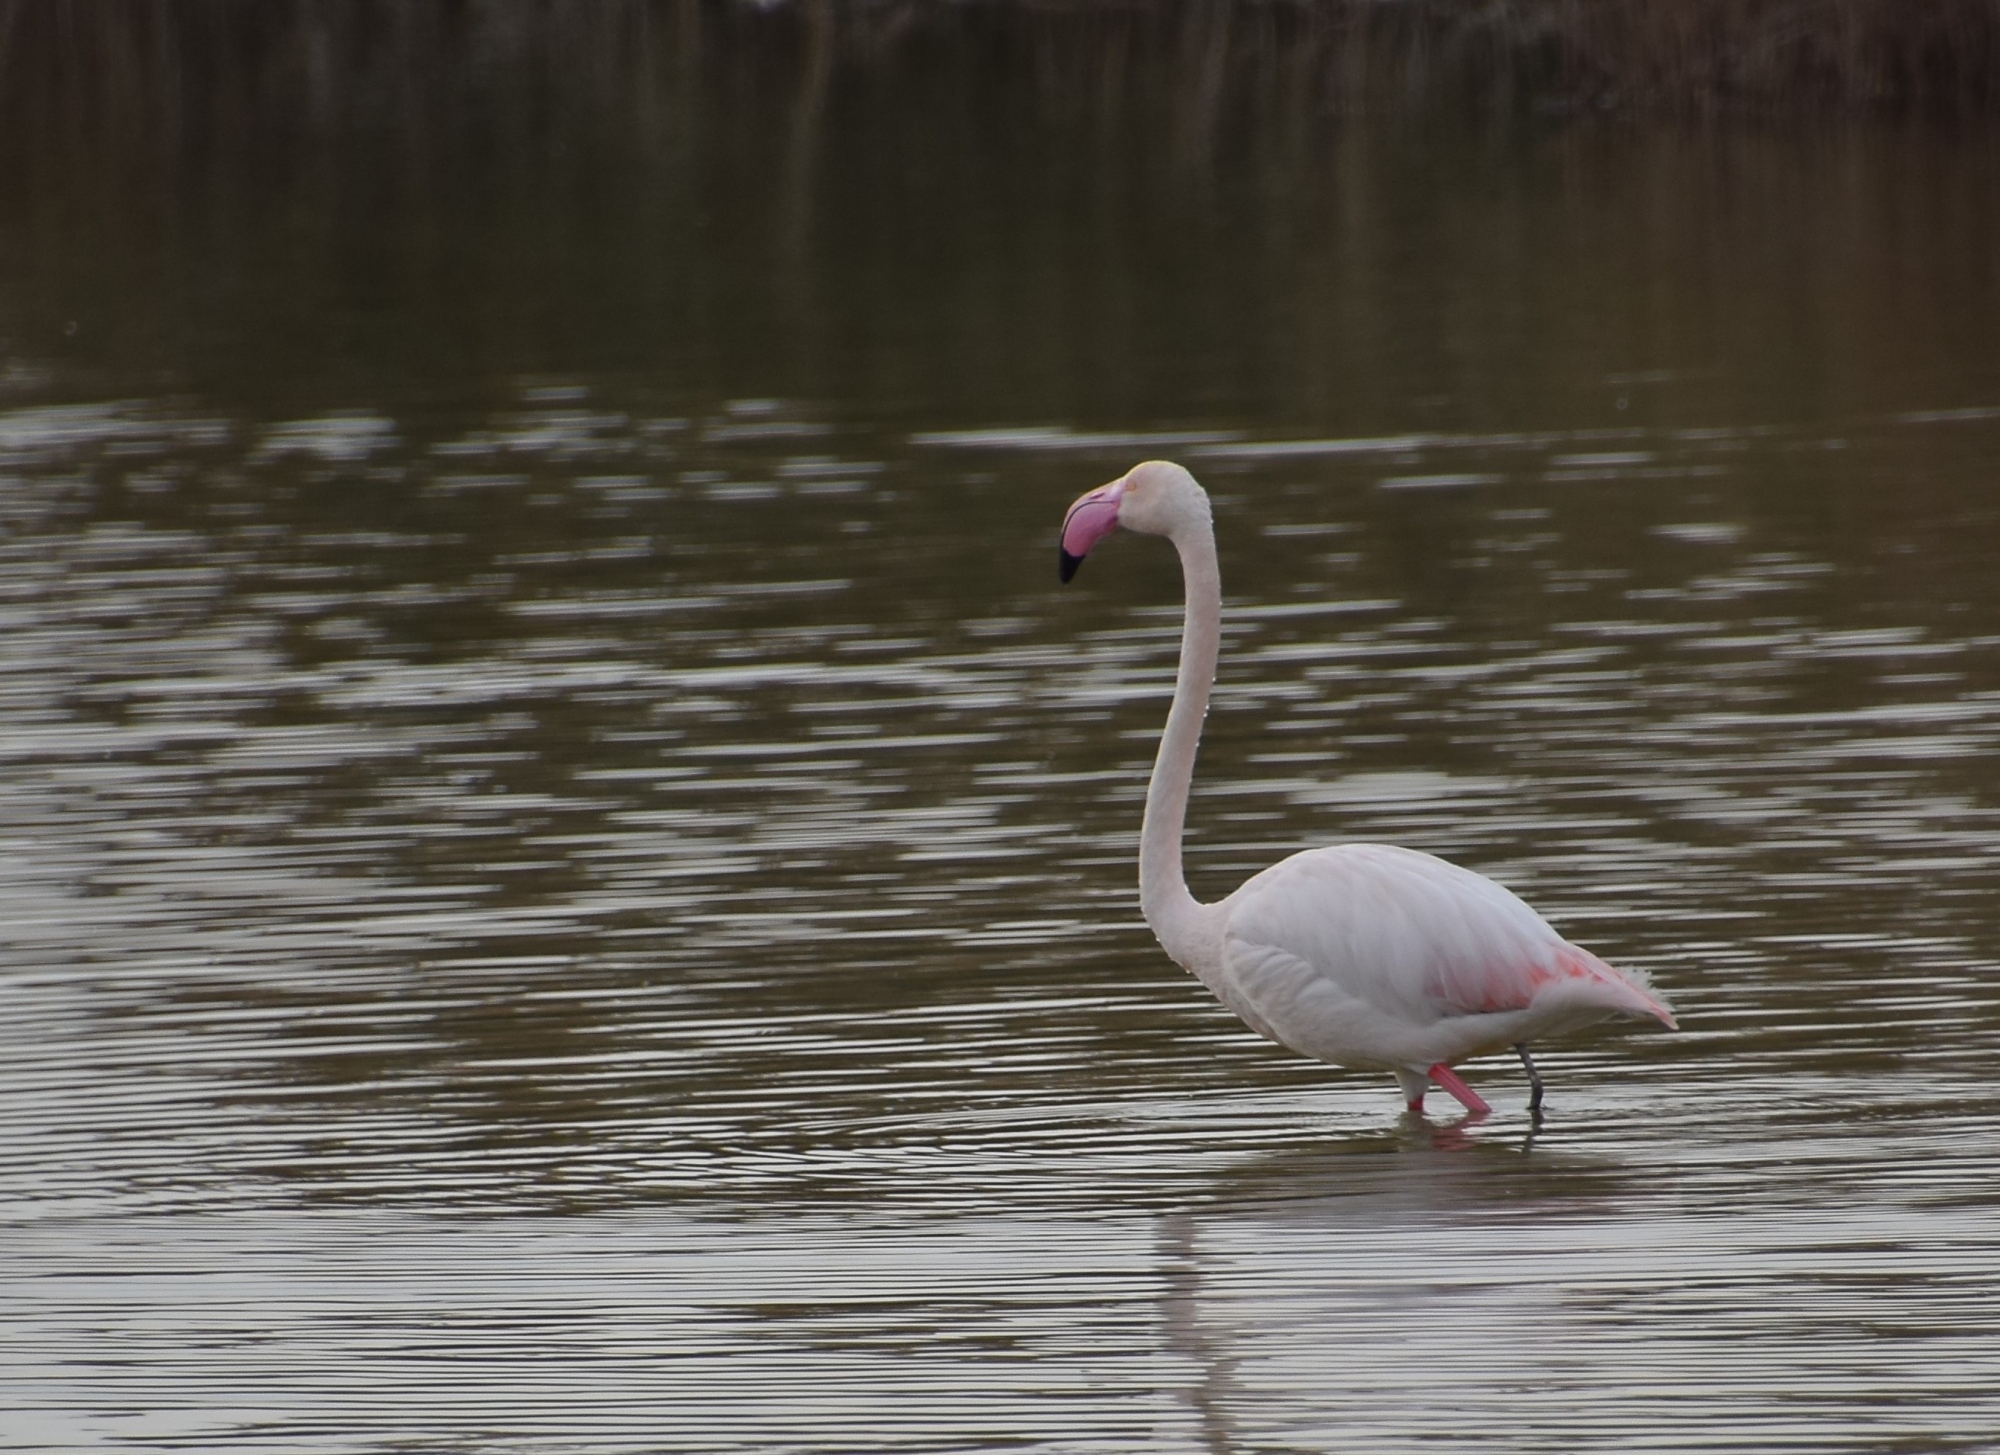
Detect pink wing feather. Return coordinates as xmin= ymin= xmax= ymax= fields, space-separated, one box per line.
xmin=1426 ymin=932 xmax=1676 ymax=1026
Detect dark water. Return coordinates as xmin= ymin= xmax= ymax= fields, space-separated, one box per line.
xmin=4 ymin=15 xmax=2000 ymax=1452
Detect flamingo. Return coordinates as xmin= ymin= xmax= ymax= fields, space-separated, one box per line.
xmin=1058 ymin=461 xmax=1677 ymax=1118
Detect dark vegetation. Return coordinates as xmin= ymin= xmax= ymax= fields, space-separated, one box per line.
xmin=2 ymin=0 xmax=1998 ymax=140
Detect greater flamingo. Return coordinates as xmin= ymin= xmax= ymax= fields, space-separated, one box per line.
xmin=1058 ymin=461 xmax=1676 ymax=1117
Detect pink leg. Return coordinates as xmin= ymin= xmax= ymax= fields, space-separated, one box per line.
xmin=1426 ymin=1062 xmax=1491 ymax=1116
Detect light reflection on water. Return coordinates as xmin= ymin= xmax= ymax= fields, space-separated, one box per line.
xmin=8 ymin=1191 xmax=2000 ymax=1453
xmin=3 ymin=384 xmax=2000 ymax=1447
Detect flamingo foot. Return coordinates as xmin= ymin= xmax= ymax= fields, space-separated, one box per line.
xmin=1426 ymin=1062 xmax=1492 ymax=1116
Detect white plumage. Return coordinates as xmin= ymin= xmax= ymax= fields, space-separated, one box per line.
xmin=1058 ymin=461 xmax=1676 ymax=1117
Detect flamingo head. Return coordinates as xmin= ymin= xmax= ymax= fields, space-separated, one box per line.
xmin=1058 ymin=477 xmax=1128 ymax=582
xmin=1058 ymin=460 xmax=1206 ymax=582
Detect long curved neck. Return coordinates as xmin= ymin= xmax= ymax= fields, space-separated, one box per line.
xmin=1139 ymin=513 xmax=1221 ymax=967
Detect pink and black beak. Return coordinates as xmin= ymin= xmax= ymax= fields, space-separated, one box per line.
xmin=1058 ymin=478 xmax=1128 ymax=582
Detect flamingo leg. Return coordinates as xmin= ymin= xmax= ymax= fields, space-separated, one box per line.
xmin=1425 ymin=1062 xmax=1492 ymax=1116
xmin=1395 ymin=1067 xmax=1430 ymax=1113
xmin=1515 ymin=1043 xmax=1545 ymax=1117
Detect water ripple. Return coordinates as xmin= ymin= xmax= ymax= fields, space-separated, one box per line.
xmin=3 ymin=395 xmax=2000 ymax=1450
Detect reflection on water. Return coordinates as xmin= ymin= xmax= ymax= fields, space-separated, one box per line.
xmin=4 ymin=22 xmax=2000 ymax=1452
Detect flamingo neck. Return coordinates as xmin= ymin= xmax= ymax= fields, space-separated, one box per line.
xmin=1139 ymin=511 xmax=1221 ymax=968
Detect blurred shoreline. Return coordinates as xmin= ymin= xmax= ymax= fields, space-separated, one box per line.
xmin=3 ymin=0 xmax=1994 ymax=417
xmin=2 ymin=0 xmax=1996 ymax=139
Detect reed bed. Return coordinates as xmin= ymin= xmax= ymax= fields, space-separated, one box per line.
xmin=2 ymin=0 xmax=1998 ymax=132
xmin=1525 ymin=0 xmax=2000 ymax=110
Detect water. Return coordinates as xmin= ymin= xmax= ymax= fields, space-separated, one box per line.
xmin=5 ymin=14 xmax=2000 ymax=1452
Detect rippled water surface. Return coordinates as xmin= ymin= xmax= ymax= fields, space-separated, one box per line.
xmin=5 ymin=17 xmax=2000 ymax=1453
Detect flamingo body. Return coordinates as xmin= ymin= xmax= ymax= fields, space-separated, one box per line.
xmin=1217 ymin=843 xmax=1672 ymax=1078
xmin=1058 ymin=461 xmax=1675 ymax=1116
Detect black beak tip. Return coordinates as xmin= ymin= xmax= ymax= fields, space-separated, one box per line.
xmin=1058 ymin=550 xmax=1083 ymax=584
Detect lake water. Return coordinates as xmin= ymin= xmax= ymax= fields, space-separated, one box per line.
xmin=4 ymin=12 xmax=2000 ymax=1452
